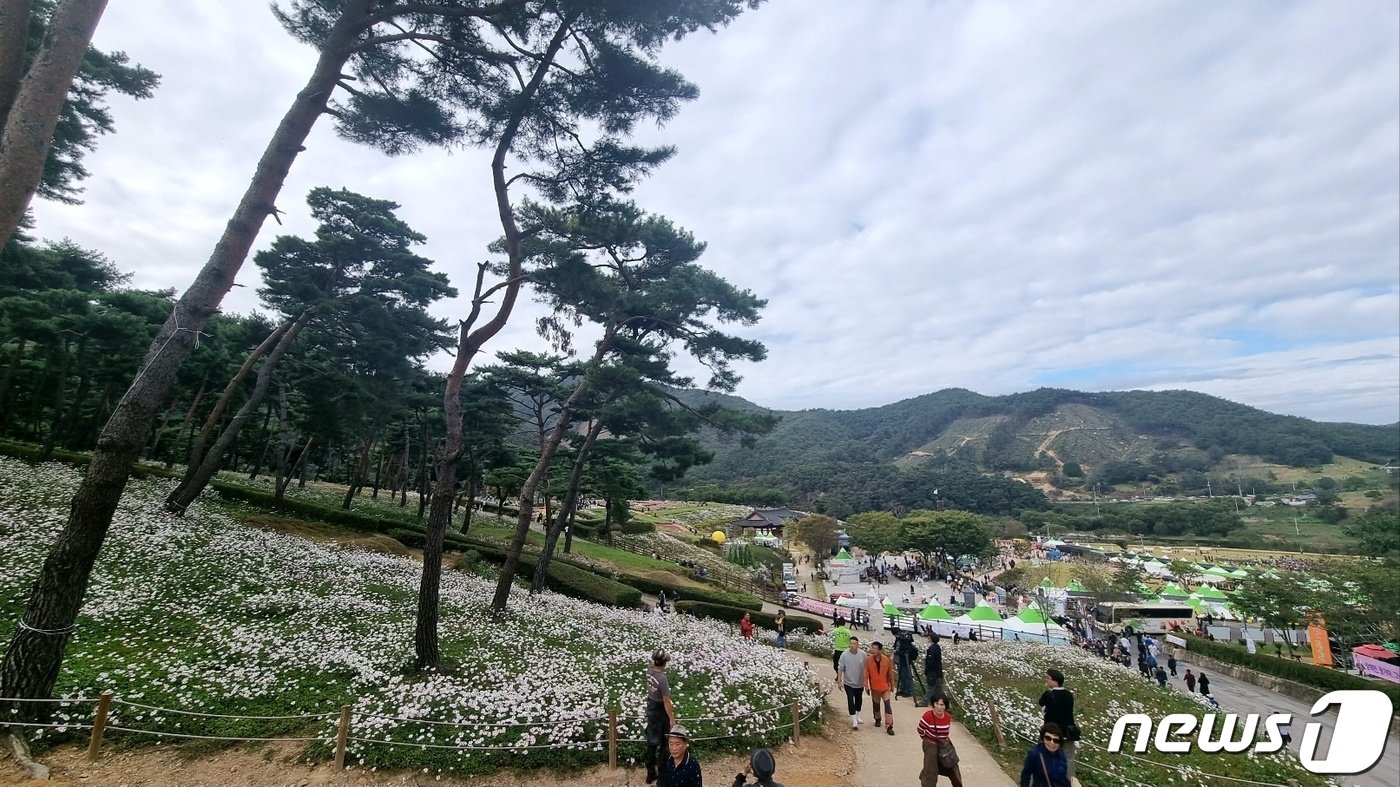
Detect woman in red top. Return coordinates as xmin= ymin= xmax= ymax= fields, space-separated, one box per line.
xmin=917 ymin=695 xmax=963 ymax=787
xmin=740 ymin=612 xmax=754 ymax=638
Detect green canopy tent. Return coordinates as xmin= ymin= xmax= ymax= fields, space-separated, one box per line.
xmin=1205 ymin=566 xmax=1233 ymax=577
xmin=1017 ymin=604 xmax=1052 ymax=624
xmin=918 ymin=603 xmax=954 ymax=621
xmin=1037 ymin=576 xmax=1057 ymax=589
xmin=1197 ymin=586 xmax=1228 ymax=600
xmin=1228 ymin=568 xmax=1249 ymax=578
xmin=1158 ymin=583 xmax=1189 ymax=598
xmin=964 ymin=603 xmax=1003 ymax=622
xmin=883 ymin=601 xmax=902 ymax=617
xmin=1065 ymin=579 xmax=1089 ymax=593
xmin=833 ymin=548 xmax=854 ymax=562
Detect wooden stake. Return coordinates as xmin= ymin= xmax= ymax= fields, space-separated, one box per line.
xmin=608 ymin=709 xmax=618 ymax=769
xmin=86 ymin=691 xmax=112 ymax=761
xmin=987 ymin=700 xmax=1005 ymax=749
xmin=790 ymin=701 xmax=801 ymax=744
xmin=334 ymin=704 xmax=352 ymax=770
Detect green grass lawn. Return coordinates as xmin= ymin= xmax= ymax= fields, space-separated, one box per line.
xmin=466 ymin=525 xmax=703 ymax=579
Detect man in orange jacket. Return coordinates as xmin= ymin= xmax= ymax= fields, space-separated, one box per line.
xmin=865 ymin=641 xmax=896 ymax=735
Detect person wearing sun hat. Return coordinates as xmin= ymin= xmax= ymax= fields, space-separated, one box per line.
xmin=731 ymin=747 xmax=783 ymax=786
xmin=658 ymin=724 xmax=702 ymax=787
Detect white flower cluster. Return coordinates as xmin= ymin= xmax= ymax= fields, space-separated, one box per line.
xmin=0 ymin=458 xmax=824 ymax=770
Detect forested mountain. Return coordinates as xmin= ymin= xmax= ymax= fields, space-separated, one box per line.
xmin=669 ymin=387 xmax=1399 ymax=517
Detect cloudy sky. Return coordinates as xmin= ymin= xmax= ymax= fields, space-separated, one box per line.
xmin=28 ymin=0 xmax=1400 ymax=424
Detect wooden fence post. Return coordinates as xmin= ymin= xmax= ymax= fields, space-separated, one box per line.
xmin=86 ymin=690 xmax=113 ymax=761
xmin=608 ymin=708 xmax=618 ymax=769
xmin=987 ymin=700 xmax=1005 ymax=749
xmin=790 ymin=701 xmax=801 ymax=744
xmin=334 ymin=704 xmax=352 ymax=770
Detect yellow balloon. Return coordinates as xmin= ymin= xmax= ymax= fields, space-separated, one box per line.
xmin=710 ymin=530 xmax=727 ymax=544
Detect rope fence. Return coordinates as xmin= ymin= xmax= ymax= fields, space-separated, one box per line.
xmin=1 ymin=690 xmax=823 ymax=770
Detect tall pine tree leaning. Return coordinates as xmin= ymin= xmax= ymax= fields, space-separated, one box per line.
xmin=0 ymin=0 xmax=549 ymax=719
xmin=414 ymin=0 xmax=762 ymax=670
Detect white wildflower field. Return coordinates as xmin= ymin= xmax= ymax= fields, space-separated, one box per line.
xmin=0 ymin=458 xmax=825 ymax=774
xmin=943 ymin=640 xmax=1328 ymax=787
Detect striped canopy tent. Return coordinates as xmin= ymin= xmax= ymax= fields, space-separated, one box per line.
xmin=918 ymin=603 xmax=954 ymax=621
xmin=1158 ymin=583 xmax=1189 ymax=598
xmin=1197 ymin=586 xmax=1228 ymax=600
xmin=1065 ymin=579 xmax=1089 ymax=593
xmin=882 ymin=601 xmax=902 ymax=617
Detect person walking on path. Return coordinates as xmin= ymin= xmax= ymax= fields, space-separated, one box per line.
xmin=866 ymin=641 xmax=896 ymax=735
xmin=831 ymin=618 xmax=852 ymax=672
xmin=1154 ymin=664 xmax=1168 ymax=688
xmin=837 ymin=636 xmax=867 ymax=729
xmin=1198 ymin=672 xmax=1211 ymax=696
xmin=645 ymin=649 xmax=677 ymax=785
xmin=1018 ymin=722 xmax=1071 ymax=787
xmin=740 ymin=611 xmax=754 ymax=639
xmin=1037 ymin=669 xmax=1078 ymax=782
xmin=658 ymin=725 xmax=703 ymax=787
xmin=1183 ymin=668 xmax=1196 ymax=693
xmin=924 ymin=633 xmax=946 ymax=705
xmin=1167 ymin=653 xmax=1177 ymax=677
xmin=917 ymin=694 xmax=964 ymax=787
xmin=774 ymin=611 xmax=787 ymax=649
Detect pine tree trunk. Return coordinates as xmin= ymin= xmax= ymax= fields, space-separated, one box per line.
xmin=182 ymin=319 xmax=290 ymax=483
xmin=414 ymin=18 xmax=576 ymax=670
xmin=491 ymin=329 xmax=612 ymax=613
xmin=246 ymin=399 xmax=276 ymax=480
xmin=460 ymin=473 xmax=477 ymax=533
xmin=168 ymin=377 xmax=208 ymax=470
xmin=532 ymin=421 xmax=602 ymax=592
xmin=0 ymin=0 xmax=111 ymax=248
xmin=278 ymin=434 xmax=313 ymax=503
xmin=0 ymin=0 xmax=36 ymax=125
xmin=165 ymin=312 xmax=309 ymax=513
xmin=0 ymin=336 xmax=27 ymax=427
xmin=342 ymin=437 xmax=373 ymax=511
xmin=40 ymin=338 xmax=72 ymax=459
xmin=563 ymin=502 xmax=577 ymax=554
xmin=370 ymin=447 xmax=386 ymax=500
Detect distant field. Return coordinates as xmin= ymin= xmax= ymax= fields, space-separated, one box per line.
xmin=1229 ymin=455 xmax=1382 ymax=484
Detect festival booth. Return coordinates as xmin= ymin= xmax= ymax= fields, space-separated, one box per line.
xmin=1352 ymin=645 xmax=1400 ymax=684
xmin=1142 ymin=557 xmax=1171 ymax=576
xmin=1002 ymin=604 xmax=1071 ymax=645
xmin=825 ymin=548 xmax=863 ymax=584
xmin=945 ymin=601 xmax=1006 ymax=640
xmin=1158 ymin=583 xmax=1189 ymax=599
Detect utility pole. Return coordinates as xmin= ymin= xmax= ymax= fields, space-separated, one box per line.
xmin=1094 ymin=483 xmax=1101 ymax=517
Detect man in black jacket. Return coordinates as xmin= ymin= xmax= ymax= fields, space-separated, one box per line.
xmin=924 ymin=633 xmax=945 ymax=704
xmin=1038 ymin=668 xmax=1078 ymax=782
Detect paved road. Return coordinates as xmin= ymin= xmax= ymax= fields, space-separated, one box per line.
xmin=1115 ymin=637 xmax=1400 ymax=787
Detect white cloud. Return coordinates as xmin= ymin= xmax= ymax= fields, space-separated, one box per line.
xmin=25 ymin=0 xmax=1400 ymax=425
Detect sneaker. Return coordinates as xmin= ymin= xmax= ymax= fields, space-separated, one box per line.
xmin=873 ymin=716 xmax=882 ymax=727
xmin=850 ymin=716 xmax=858 ymax=729
xmin=886 ymin=725 xmax=895 ymax=736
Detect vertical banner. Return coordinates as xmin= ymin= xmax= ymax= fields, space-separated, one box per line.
xmin=1308 ymin=617 xmax=1333 ymax=668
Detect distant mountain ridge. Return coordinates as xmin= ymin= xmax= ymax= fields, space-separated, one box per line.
xmin=674 ymin=387 xmax=1399 ymax=489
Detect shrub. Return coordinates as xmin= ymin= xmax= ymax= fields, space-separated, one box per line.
xmin=1182 ymin=635 xmax=1400 ymax=707
xmin=619 ymin=520 xmax=656 ymax=534
xmin=673 ymin=601 xmax=824 ymax=634
xmin=620 ymin=573 xmax=762 ymax=611
xmin=214 ymin=482 xmax=388 ymax=534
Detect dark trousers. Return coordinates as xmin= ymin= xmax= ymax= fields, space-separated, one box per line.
xmin=644 ymin=700 xmax=666 ymax=780
xmin=844 ymin=684 xmax=864 ymax=715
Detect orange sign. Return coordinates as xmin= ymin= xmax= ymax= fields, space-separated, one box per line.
xmin=1308 ymin=617 xmax=1333 ymax=668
